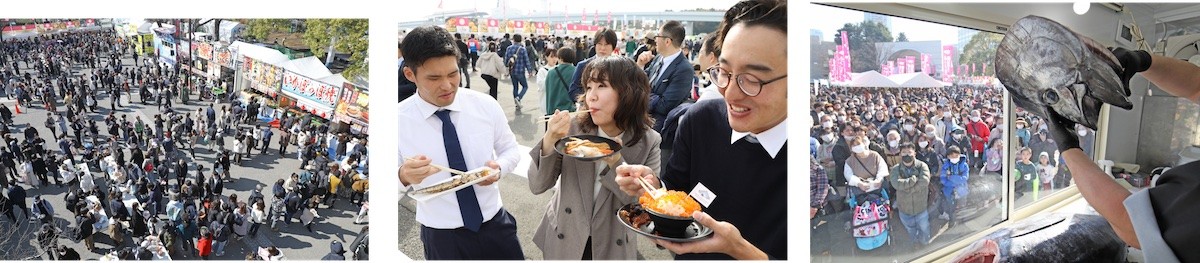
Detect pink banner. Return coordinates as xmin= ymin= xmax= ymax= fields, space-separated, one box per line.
xmin=905 ymin=56 xmax=915 ymax=74
xmin=942 ymin=45 xmax=954 ymax=82
xmin=921 ymin=53 xmax=931 ymax=76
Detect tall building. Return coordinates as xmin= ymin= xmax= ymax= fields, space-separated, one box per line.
xmin=811 ymin=29 xmax=824 ymax=41
xmin=864 ymin=12 xmax=892 ymax=29
xmin=957 ymin=28 xmax=975 ymax=49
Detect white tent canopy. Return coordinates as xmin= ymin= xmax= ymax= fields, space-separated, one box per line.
xmin=887 ymin=73 xmax=950 ymax=88
xmin=847 ymin=71 xmax=898 ymax=87
xmin=281 ymin=56 xmax=333 ymax=79
xmin=229 ymin=41 xmax=288 ymax=64
xmin=317 ymin=74 xmax=347 ymax=87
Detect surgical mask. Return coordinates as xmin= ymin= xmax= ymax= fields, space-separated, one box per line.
xmin=903 ymin=124 xmax=915 ymax=132
xmin=943 ymin=112 xmax=951 ymax=118
xmin=838 ymin=116 xmax=847 ymax=122
xmin=888 ymin=140 xmax=899 ymax=148
xmin=919 ymin=141 xmax=929 ymax=148
xmin=902 ymin=155 xmax=915 ymax=164
xmin=1016 ymin=125 xmax=1024 ymax=129
xmin=845 ymin=135 xmax=856 ymax=141
xmin=971 ymin=116 xmax=981 ymax=122
xmin=953 ymin=134 xmax=964 ymax=139
xmin=949 ymin=156 xmax=960 ymax=164
xmin=822 ymin=121 xmax=834 ymax=128
xmin=1078 ymin=130 xmax=1087 ymax=136
xmin=851 ymin=145 xmax=866 ymax=154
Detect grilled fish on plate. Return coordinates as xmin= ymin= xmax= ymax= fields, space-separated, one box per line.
xmin=408 ymin=167 xmax=498 ymax=202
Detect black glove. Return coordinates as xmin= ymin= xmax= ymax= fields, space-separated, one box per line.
xmin=1045 ymin=111 xmax=1080 ymax=152
xmin=1108 ymin=47 xmax=1152 ymax=96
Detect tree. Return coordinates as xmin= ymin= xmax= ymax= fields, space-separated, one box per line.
xmin=959 ymin=32 xmax=1004 ymax=76
xmin=303 ymin=19 xmax=369 ymax=80
xmin=897 ymin=32 xmax=908 ymax=42
xmin=243 ymin=19 xmax=294 ymax=43
xmin=834 ymin=21 xmax=894 ymax=73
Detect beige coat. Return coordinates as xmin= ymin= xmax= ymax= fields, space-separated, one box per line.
xmin=528 ymin=123 xmax=661 ymax=260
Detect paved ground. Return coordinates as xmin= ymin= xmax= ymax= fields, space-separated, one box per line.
xmin=398 ymin=67 xmax=674 ymax=260
xmin=0 ymin=45 xmax=366 ymax=260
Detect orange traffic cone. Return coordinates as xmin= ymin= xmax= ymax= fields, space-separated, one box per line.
xmin=14 ymin=103 xmax=20 ymax=114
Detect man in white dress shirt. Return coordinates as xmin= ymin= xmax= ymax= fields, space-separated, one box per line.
xmin=397 ymin=25 xmax=524 ymax=260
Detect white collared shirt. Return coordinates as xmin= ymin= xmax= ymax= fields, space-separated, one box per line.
xmin=398 ymin=88 xmax=522 ymax=229
xmin=654 ymin=50 xmax=683 ymax=82
xmin=730 ymin=118 xmax=788 ymax=158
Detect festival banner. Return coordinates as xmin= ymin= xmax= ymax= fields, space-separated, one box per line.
xmin=921 ymin=53 xmax=931 ymax=76
xmin=194 ymin=41 xmax=213 ymax=61
xmin=242 ymin=57 xmax=282 ymax=96
xmin=486 ymin=18 xmax=500 ymax=34
xmin=280 ymin=71 xmax=338 ymax=118
xmin=905 ymin=56 xmax=915 ymax=74
xmin=334 ymin=82 xmax=369 ymax=129
xmin=942 ymin=45 xmax=954 ymax=82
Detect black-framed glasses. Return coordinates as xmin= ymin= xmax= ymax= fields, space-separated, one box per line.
xmin=707 ymin=66 xmax=787 ymax=97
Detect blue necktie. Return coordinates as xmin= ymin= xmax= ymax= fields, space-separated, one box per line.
xmin=434 ymin=110 xmax=484 ymax=232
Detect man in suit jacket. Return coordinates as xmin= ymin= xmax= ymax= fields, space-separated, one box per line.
xmin=637 ymin=21 xmax=694 ymax=133
xmin=566 ymin=29 xmax=620 ymax=102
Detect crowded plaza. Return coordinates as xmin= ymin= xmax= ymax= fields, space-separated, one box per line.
xmin=0 ymin=19 xmax=368 ymax=260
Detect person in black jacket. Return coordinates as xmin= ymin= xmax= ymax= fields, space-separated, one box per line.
xmin=77 ymin=210 xmax=96 ymax=251
xmin=321 ymin=240 xmax=347 ymax=260
xmin=7 ymin=184 xmax=27 ymax=220
xmin=56 ymin=245 xmax=81 ymax=260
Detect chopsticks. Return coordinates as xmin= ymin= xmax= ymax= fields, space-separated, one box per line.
xmin=404 ymin=158 xmax=467 ymax=176
xmin=636 ymin=176 xmax=665 ymax=199
xmin=537 ymin=109 xmax=591 ymax=123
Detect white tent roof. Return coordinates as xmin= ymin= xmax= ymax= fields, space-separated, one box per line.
xmin=229 ymin=41 xmax=289 ymax=64
xmin=317 ymin=74 xmax=347 ymax=87
xmin=887 ymin=73 xmax=950 ymax=88
xmin=281 ymin=56 xmax=333 ymax=79
xmin=848 ymin=71 xmax=898 ymax=87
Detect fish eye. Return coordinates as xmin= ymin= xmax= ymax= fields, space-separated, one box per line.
xmin=1041 ymin=89 xmax=1059 ymax=104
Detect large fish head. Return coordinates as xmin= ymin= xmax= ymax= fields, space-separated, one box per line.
xmin=996 ymin=15 xmax=1133 ymax=130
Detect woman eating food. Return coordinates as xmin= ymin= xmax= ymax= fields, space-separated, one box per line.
xmin=527 ymin=56 xmax=662 ymax=260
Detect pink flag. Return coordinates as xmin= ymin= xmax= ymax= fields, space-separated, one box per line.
xmin=840 ymin=31 xmax=849 ymax=47
xmin=942 ymin=45 xmax=954 ymax=82
xmin=902 ymin=55 xmax=912 ymax=73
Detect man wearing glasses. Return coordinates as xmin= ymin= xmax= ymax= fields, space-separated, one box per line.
xmin=615 ymin=0 xmax=787 ymax=259
xmin=637 ymin=21 xmax=694 ymax=134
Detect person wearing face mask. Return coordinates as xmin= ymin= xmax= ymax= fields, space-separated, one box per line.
xmin=888 ymin=143 xmax=930 ymax=248
xmin=816 ymin=128 xmax=839 ymax=174
xmin=984 ymin=139 xmax=1004 ymax=178
xmin=1014 ymin=118 xmax=1030 ymax=148
xmin=939 ymin=146 xmax=969 ymax=227
xmin=946 ymin=127 xmax=970 ymax=159
xmin=901 ymin=118 xmax=920 ymax=143
xmin=964 ymin=110 xmax=990 ymax=172
xmin=844 ymin=137 xmax=888 ymax=198
xmin=883 ymin=130 xmax=902 ymax=168
xmin=831 ymin=125 xmax=857 ymax=188
xmin=1029 ymin=130 xmax=1057 ymax=165
xmin=916 ymin=134 xmax=943 ymax=178
xmin=936 ymin=110 xmax=956 ymax=142
xmin=879 ymin=109 xmax=901 ymax=138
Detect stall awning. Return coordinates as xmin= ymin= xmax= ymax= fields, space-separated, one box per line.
xmin=281 ymin=56 xmax=333 ymax=79
xmin=229 ymin=41 xmax=288 ymax=64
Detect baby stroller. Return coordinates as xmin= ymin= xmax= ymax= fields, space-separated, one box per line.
xmin=849 ymin=189 xmax=892 ymax=252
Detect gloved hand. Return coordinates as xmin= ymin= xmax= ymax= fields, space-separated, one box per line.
xmin=1108 ymin=47 xmax=1152 ymax=96
xmin=1045 ymin=111 xmax=1081 ymax=152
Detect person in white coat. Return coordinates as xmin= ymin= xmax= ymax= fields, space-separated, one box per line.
xmin=477 ymin=42 xmax=508 ymax=100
